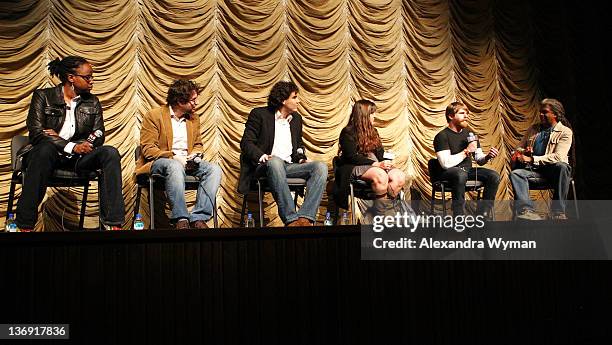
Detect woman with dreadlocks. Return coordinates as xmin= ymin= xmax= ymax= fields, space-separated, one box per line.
xmin=333 ymin=99 xmax=406 ymax=212
xmin=15 ymin=56 xmax=125 ymax=231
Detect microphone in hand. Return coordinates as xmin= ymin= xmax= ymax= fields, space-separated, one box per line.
xmin=86 ymin=129 xmax=103 ymax=147
xmin=296 ymin=147 xmax=307 ymax=163
xmin=466 ymin=132 xmax=478 ymax=157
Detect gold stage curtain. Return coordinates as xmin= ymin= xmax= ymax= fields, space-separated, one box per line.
xmin=0 ymin=0 xmax=541 ymax=230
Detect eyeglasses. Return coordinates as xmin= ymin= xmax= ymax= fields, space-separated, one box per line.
xmin=73 ymin=74 xmax=94 ymax=82
xmin=188 ymin=98 xmax=198 ymax=104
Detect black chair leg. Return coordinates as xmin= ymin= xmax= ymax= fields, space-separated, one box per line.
xmin=6 ymin=179 xmax=17 ymax=222
xmin=79 ymin=183 xmax=89 ymax=231
xmin=430 ymin=189 xmax=435 ymax=215
xmin=441 ymin=184 xmax=446 ymax=216
xmin=240 ymin=194 xmax=248 ymax=227
xmin=257 ymin=180 xmax=264 ymax=227
xmin=350 ymin=184 xmax=355 ymax=225
xmin=97 ymin=181 xmax=103 ymax=230
xmin=148 ymin=177 xmax=155 ymax=230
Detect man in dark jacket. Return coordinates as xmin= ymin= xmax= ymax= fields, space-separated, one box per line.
xmin=15 ymin=56 xmax=124 ymax=231
xmin=239 ymin=81 xmax=327 ymax=226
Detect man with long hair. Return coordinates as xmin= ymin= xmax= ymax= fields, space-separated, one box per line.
xmin=15 ymin=56 xmax=125 ymax=231
xmin=433 ymin=102 xmax=500 ymax=216
xmin=239 ymin=81 xmax=328 ymax=226
xmin=334 ymin=99 xmax=406 ymax=211
xmin=510 ymin=98 xmax=573 ymax=220
xmin=136 ymin=79 xmax=222 ymax=229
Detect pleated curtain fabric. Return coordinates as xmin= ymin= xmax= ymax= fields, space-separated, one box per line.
xmin=0 ymin=0 xmax=541 ymax=230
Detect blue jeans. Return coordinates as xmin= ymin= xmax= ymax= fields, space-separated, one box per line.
xmin=510 ymin=162 xmax=571 ymax=213
xmin=151 ymin=158 xmax=222 ymax=222
xmin=262 ymin=157 xmax=328 ymax=224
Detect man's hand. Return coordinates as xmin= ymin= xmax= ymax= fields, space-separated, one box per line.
xmin=43 ymin=129 xmax=59 ymax=137
xmin=486 ymin=147 xmax=499 ymax=160
xmin=467 ymin=141 xmax=478 ymax=154
xmin=73 ymin=142 xmax=93 ymax=155
xmin=186 ymin=153 xmax=197 ymax=161
xmin=299 ymin=158 xmax=311 ymax=164
xmin=173 ymin=155 xmax=187 ymax=168
xmin=259 ymin=154 xmax=273 ymax=164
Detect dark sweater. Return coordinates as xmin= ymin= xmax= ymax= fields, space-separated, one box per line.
xmin=332 ymin=127 xmax=384 ymax=209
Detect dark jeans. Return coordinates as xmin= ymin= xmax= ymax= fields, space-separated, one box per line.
xmin=439 ymin=166 xmax=501 ymax=215
xmin=16 ymin=142 xmax=125 ymax=228
xmin=510 ymin=162 xmax=571 ymax=213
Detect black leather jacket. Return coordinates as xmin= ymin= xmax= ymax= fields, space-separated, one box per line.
xmin=20 ymin=84 xmax=105 ymax=157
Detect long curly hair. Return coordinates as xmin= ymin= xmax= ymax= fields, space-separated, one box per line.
xmin=47 ymin=56 xmax=88 ymax=83
xmin=348 ymin=99 xmax=381 ymax=154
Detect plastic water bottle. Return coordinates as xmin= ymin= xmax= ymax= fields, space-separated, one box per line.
xmin=134 ymin=213 xmax=145 ymax=231
xmin=340 ymin=212 xmax=349 ymax=225
xmin=5 ymin=213 xmax=17 ymax=232
xmin=324 ymin=212 xmax=333 ymax=226
xmin=246 ymin=212 xmax=255 ymax=228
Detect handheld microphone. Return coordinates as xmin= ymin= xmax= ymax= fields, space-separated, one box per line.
xmin=87 ymin=129 xmax=103 ymax=147
xmin=466 ymin=132 xmax=478 ymax=157
xmin=296 ymin=147 xmax=307 ymax=162
xmin=192 ymin=153 xmax=203 ymax=164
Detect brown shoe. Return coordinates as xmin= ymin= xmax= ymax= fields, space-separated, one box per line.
xmin=190 ymin=220 xmax=209 ymax=229
xmin=175 ymin=219 xmax=190 ymax=230
xmin=287 ymin=217 xmax=312 ymax=227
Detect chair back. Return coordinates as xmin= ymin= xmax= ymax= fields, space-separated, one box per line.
xmin=427 ymin=158 xmax=444 ymax=183
xmin=11 ymin=135 xmax=29 ymax=171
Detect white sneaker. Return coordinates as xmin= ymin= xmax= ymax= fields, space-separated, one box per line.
xmin=516 ymin=209 xmax=543 ymax=220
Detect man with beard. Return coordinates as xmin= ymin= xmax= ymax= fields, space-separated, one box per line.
xmin=136 ymin=79 xmax=222 ymax=229
xmin=433 ymin=102 xmax=500 ymax=216
xmin=510 ymin=98 xmax=573 ymax=220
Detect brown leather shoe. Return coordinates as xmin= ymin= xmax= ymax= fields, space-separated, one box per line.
xmin=175 ymin=219 xmax=190 ymax=230
xmin=190 ymin=220 xmax=209 ymax=229
xmin=287 ymin=217 xmax=312 ymax=227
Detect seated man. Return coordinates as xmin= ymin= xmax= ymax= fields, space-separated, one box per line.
xmin=136 ymin=79 xmax=222 ymax=229
xmin=510 ymin=98 xmax=573 ymax=220
xmin=239 ymin=81 xmax=328 ymax=226
xmin=433 ymin=102 xmax=500 ymax=216
xmin=16 ymin=56 xmax=125 ymax=231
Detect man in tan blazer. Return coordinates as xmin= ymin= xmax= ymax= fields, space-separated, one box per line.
xmin=136 ymin=80 xmax=221 ymax=229
xmin=510 ymin=98 xmax=573 ymax=220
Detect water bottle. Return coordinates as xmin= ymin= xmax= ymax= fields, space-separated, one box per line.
xmin=246 ymin=212 xmax=255 ymax=228
xmin=323 ymin=212 xmax=333 ymax=226
xmin=134 ymin=213 xmax=145 ymax=231
xmin=340 ymin=212 xmax=349 ymax=225
xmin=5 ymin=213 xmax=17 ymax=232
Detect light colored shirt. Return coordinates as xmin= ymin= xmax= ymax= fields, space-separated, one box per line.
xmin=270 ymin=111 xmax=293 ymax=163
xmin=58 ymin=96 xmax=80 ymax=154
xmin=169 ymin=106 xmax=188 ymax=156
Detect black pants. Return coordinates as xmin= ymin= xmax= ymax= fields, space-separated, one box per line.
xmin=15 ymin=142 xmax=125 ymax=229
xmin=439 ymin=166 xmax=501 ymax=215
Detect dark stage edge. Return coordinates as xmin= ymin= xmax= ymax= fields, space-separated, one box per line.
xmin=1 ymin=223 xmax=610 ymax=344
